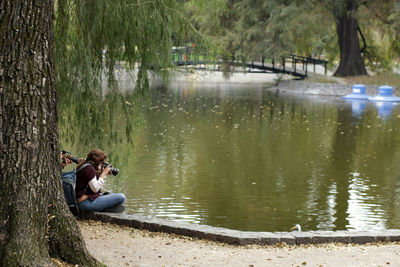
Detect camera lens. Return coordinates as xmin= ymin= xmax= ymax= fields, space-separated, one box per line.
xmin=111 ymin=168 xmax=119 ymax=176
xmin=103 ymin=162 xmax=119 ymax=176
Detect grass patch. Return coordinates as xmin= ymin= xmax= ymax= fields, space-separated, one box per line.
xmin=344 ymin=72 xmax=400 ymax=87
xmin=305 ymin=75 xmax=343 ymax=84
xmin=305 ymin=72 xmax=400 ymax=87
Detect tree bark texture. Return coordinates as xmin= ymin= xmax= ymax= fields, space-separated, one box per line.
xmin=0 ymin=1 xmax=98 ymax=266
xmin=333 ymin=0 xmax=368 ymax=77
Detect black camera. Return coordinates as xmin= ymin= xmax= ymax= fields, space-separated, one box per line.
xmin=103 ymin=162 xmax=119 ymax=176
xmin=61 ymin=150 xmax=79 ymax=164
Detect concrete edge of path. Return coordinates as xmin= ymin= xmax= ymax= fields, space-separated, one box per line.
xmin=81 ymin=212 xmax=400 ymax=246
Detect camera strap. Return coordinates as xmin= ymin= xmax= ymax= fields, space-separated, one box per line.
xmin=76 ymin=163 xmax=91 ymax=173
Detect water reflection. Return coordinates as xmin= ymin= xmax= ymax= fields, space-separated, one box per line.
xmin=375 ymin=101 xmax=396 ymax=118
xmin=346 ymin=99 xmax=399 ymax=120
xmin=61 ymin=82 xmax=400 ymax=231
xmin=347 ymin=100 xmax=367 ymax=119
xmin=347 ymin=174 xmax=386 ymax=230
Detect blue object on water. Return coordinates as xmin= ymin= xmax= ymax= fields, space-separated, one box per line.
xmin=368 ymin=85 xmax=400 ymax=102
xmin=343 ymin=84 xmax=369 ymax=100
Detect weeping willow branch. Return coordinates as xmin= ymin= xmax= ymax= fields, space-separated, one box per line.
xmin=162 ymin=4 xmax=204 ymax=38
xmin=55 ymin=0 xmax=205 ymax=147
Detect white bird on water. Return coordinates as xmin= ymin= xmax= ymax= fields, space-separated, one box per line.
xmin=290 ymin=224 xmax=301 ymax=231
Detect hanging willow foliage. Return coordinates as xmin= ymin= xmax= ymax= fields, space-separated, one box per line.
xmin=55 ymin=0 xmax=196 ymax=148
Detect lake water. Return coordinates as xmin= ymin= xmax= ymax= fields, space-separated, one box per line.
xmin=62 ymin=81 xmax=400 ymax=232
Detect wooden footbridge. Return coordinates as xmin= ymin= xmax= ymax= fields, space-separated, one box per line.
xmin=172 ymin=47 xmax=328 ymax=79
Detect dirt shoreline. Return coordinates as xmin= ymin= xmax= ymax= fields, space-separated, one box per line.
xmin=79 ymin=220 xmax=400 ymax=267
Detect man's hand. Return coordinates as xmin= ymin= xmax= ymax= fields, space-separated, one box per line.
xmin=60 ymin=152 xmax=72 ymax=168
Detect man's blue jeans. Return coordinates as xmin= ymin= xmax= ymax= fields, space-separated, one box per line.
xmin=77 ymin=193 xmax=126 ymax=212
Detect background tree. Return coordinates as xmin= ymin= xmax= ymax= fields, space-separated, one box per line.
xmin=331 ymin=0 xmax=367 ymax=76
xmin=389 ymin=2 xmax=400 ymax=57
xmin=231 ymin=0 xmax=330 ymax=61
xmin=185 ymin=0 xmax=400 ymax=77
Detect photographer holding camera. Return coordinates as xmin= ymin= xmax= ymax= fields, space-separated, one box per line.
xmin=60 ymin=152 xmax=72 ymax=168
xmin=75 ymin=149 xmax=126 ymax=213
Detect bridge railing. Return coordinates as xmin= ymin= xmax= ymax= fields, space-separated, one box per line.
xmin=172 ymin=46 xmax=328 ymax=77
xmin=259 ymin=55 xmax=328 ymax=76
xmin=287 ymin=55 xmax=328 ymax=76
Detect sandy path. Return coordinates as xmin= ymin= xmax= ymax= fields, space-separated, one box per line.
xmin=79 ymin=220 xmax=400 ymax=267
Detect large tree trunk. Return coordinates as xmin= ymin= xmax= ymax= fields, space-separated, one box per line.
xmin=0 ymin=1 xmax=98 ymax=266
xmin=333 ymin=0 xmax=368 ymax=77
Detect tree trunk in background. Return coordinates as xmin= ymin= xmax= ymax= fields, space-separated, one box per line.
xmin=333 ymin=0 xmax=367 ymax=77
xmin=0 ymin=1 xmax=98 ymax=266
